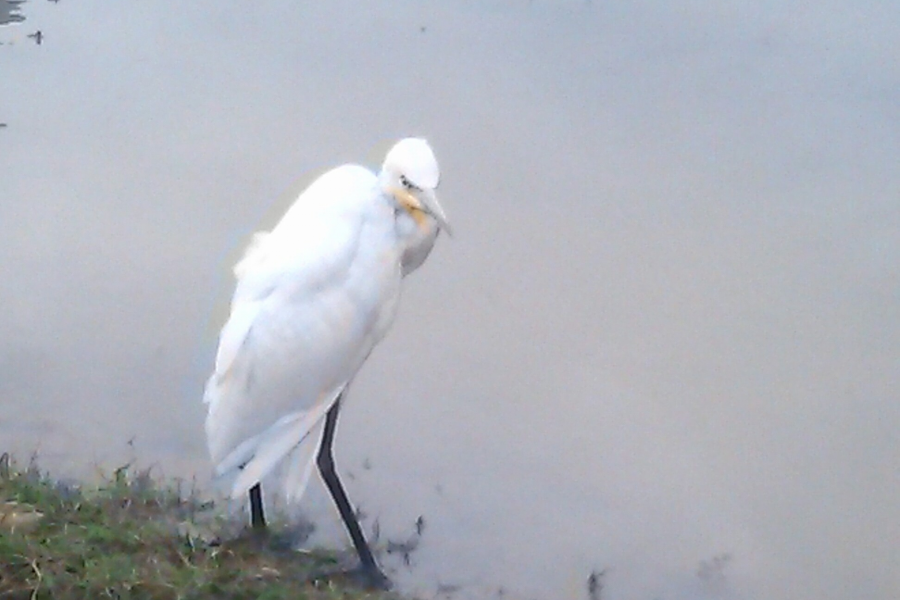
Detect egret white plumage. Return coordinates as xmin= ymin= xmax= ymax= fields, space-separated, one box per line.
xmin=203 ymin=138 xmax=450 ymax=587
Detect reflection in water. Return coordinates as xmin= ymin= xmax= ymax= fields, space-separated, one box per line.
xmin=0 ymin=1 xmax=898 ymax=599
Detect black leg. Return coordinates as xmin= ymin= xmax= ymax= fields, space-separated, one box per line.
xmin=249 ymin=482 xmax=266 ymax=531
xmin=317 ymin=393 xmax=390 ymax=590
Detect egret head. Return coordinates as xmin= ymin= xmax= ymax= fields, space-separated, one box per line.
xmin=380 ymin=138 xmax=452 ymax=236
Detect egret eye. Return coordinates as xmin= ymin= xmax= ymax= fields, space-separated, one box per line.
xmin=399 ymin=174 xmax=418 ymax=191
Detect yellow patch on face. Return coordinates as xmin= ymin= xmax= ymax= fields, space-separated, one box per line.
xmin=391 ymin=188 xmax=431 ymax=232
xmin=408 ymin=206 xmax=429 ymax=229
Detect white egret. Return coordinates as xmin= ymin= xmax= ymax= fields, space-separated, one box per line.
xmin=203 ymin=138 xmax=450 ymax=588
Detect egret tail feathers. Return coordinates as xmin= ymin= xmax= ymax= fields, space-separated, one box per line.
xmin=282 ymin=418 xmax=327 ymax=504
xmin=228 ymin=401 xmax=331 ymax=500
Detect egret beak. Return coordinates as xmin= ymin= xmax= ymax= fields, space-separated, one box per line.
xmin=393 ymin=187 xmax=453 ymax=237
xmin=417 ymin=188 xmax=452 ymax=237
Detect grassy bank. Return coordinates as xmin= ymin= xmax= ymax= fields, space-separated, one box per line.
xmin=0 ymin=454 xmax=399 ymax=600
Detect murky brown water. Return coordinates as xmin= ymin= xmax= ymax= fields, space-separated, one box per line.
xmin=2 ymin=1 xmax=898 ymax=598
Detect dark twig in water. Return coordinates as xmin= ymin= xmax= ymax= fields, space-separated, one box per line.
xmin=26 ymin=452 xmax=42 ymax=482
xmin=587 ymin=569 xmax=606 ymax=600
xmin=697 ymin=553 xmax=732 ymax=582
xmin=386 ymin=516 xmax=426 ymax=567
xmin=370 ymin=518 xmax=380 ymax=544
xmin=386 ymin=537 xmax=418 ymax=566
xmin=436 ymin=581 xmax=461 ymax=596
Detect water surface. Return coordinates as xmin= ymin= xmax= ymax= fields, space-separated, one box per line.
xmin=1 ymin=1 xmax=898 ymax=599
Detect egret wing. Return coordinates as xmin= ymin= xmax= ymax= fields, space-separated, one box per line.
xmin=204 ymin=165 xmax=399 ymax=500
